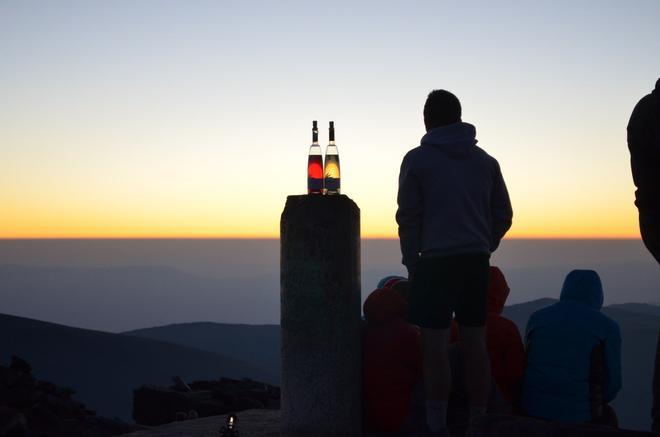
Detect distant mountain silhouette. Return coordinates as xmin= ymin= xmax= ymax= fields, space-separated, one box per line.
xmin=607 ymin=303 xmax=660 ymax=318
xmin=0 ymin=313 xmax=270 ymax=421
xmin=125 ymin=322 xmax=280 ymax=383
xmin=2 ymin=256 xmax=659 ymax=331
xmin=0 ymin=264 xmax=279 ymax=331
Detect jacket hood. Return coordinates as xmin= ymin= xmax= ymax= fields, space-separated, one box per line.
xmin=377 ymin=275 xmax=406 ymax=289
xmin=420 ymin=122 xmax=477 ymax=159
xmin=559 ymin=269 xmax=604 ymax=310
xmin=488 ymin=266 xmax=510 ymax=315
xmin=363 ymin=288 xmax=408 ymax=324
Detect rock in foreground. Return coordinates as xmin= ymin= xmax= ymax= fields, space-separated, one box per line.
xmin=133 ymin=377 xmax=280 ymax=426
xmin=0 ymin=355 xmax=132 ymax=436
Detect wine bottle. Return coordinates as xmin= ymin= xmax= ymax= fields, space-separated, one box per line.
xmin=324 ymin=121 xmax=340 ymax=195
xmin=307 ymin=120 xmax=323 ymax=194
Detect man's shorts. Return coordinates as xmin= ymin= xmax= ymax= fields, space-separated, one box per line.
xmin=408 ymin=252 xmax=490 ymax=329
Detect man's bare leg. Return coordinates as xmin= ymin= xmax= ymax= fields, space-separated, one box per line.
xmin=459 ymin=325 xmax=491 ymax=418
xmin=422 ymin=327 xmax=451 ymax=432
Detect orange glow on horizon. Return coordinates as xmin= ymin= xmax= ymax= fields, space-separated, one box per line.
xmin=0 ymin=231 xmax=641 ymax=240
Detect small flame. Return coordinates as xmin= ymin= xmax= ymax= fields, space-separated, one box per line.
xmin=227 ymin=414 xmax=236 ymax=430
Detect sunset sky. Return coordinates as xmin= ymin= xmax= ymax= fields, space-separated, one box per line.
xmin=2 ymin=0 xmax=659 ymax=238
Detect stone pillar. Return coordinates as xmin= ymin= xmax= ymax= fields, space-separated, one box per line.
xmin=280 ymin=194 xmax=361 ymax=437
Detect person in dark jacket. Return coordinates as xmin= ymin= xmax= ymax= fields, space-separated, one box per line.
xmin=362 ymin=287 xmax=423 ymax=434
xmin=627 ymin=78 xmax=660 ymax=265
xmin=450 ymin=266 xmax=525 ymax=411
xmin=397 ymin=89 xmax=513 ymax=436
xmin=522 ymin=270 xmax=622 ymax=425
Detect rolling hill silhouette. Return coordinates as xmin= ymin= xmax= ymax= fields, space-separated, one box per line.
xmin=125 ymin=322 xmax=280 ymax=383
xmin=128 ymin=299 xmax=659 ymax=431
xmin=0 ymin=264 xmax=279 ymax=331
xmin=0 ymin=313 xmax=270 ymax=421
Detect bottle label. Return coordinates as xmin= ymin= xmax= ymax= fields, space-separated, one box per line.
xmin=324 ymin=177 xmax=340 ymax=190
xmin=308 ymin=178 xmax=323 ymax=190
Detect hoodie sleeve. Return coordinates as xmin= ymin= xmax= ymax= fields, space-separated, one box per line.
xmin=603 ymin=321 xmax=623 ymax=402
xmin=490 ymin=159 xmax=513 ymax=251
xmin=396 ymin=152 xmax=423 ymax=268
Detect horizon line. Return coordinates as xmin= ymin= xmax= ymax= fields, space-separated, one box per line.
xmin=0 ymin=235 xmax=642 ymax=240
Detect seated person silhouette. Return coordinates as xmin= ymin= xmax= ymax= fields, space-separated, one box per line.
xmin=450 ymin=266 xmax=525 ymax=414
xmin=522 ymin=270 xmax=622 ymax=427
xmin=362 ymin=284 xmax=423 ymax=434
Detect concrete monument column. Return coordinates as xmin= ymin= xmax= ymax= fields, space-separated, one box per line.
xmin=280 ymin=194 xmax=361 ymax=437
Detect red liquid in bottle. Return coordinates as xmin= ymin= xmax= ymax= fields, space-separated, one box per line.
xmin=308 ymin=154 xmax=323 ymax=194
xmin=307 ymin=120 xmax=323 ymax=194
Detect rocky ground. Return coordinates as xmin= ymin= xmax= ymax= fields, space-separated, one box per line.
xmin=133 ymin=377 xmax=280 ymax=426
xmin=0 ymin=356 xmax=132 ymax=436
xmin=122 ymin=412 xmax=660 ymax=437
xmin=122 ymin=409 xmax=279 ymax=437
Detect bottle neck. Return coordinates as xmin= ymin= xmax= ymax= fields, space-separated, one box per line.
xmin=328 ymin=140 xmax=335 ymax=146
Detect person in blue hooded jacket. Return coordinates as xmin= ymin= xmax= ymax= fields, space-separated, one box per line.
xmin=522 ymin=270 xmax=622 ymax=426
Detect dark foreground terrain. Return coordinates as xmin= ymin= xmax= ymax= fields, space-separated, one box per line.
xmin=0 ymin=299 xmax=658 ymax=430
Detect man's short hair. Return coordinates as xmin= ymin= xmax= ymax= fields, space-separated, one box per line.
xmin=424 ymin=89 xmax=462 ymax=129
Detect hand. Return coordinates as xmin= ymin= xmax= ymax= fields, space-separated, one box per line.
xmin=406 ymin=264 xmax=417 ymax=282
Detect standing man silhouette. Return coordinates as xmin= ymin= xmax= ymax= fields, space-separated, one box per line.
xmin=396 ymin=90 xmax=513 ymax=436
xmin=627 ymin=78 xmax=660 ymax=265
xmin=628 ymin=77 xmax=660 ymax=433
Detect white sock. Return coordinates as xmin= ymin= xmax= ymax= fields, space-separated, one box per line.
xmin=426 ymin=399 xmax=448 ymax=432
xmin=470 ymin=405 xmax=487 ymax=422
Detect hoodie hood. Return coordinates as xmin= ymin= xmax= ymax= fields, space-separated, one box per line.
xmin=559 ymin=269 xmax=604 ymax=310
xmin=377 ymin=275 xmax=406 ymax=290
xmin=488 ymin=266 xmax=510 ymax=315
xmin=363 ymin=288 xmax=408 ymax=324
xmin=420 ymin=122 xmax=477 ymax=159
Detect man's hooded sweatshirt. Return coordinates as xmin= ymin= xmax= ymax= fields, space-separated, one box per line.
xmin=627 ymin=78 xmax=660 ymax=216
xmin=363 ymin=288 xmax=422 ymax=433
xmin=396 ymin=122 xmax=513 ymax=268
xmin=450 ymin=266 xmax=525 ymax=407
xmin=522 ymin=270 xmax=622 ymax=423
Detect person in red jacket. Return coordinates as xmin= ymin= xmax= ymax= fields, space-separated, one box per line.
xmin=450 ymin=266 xmax=525 ymax=410
xmin=363 ymin=286 xmax=423 ymax=433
